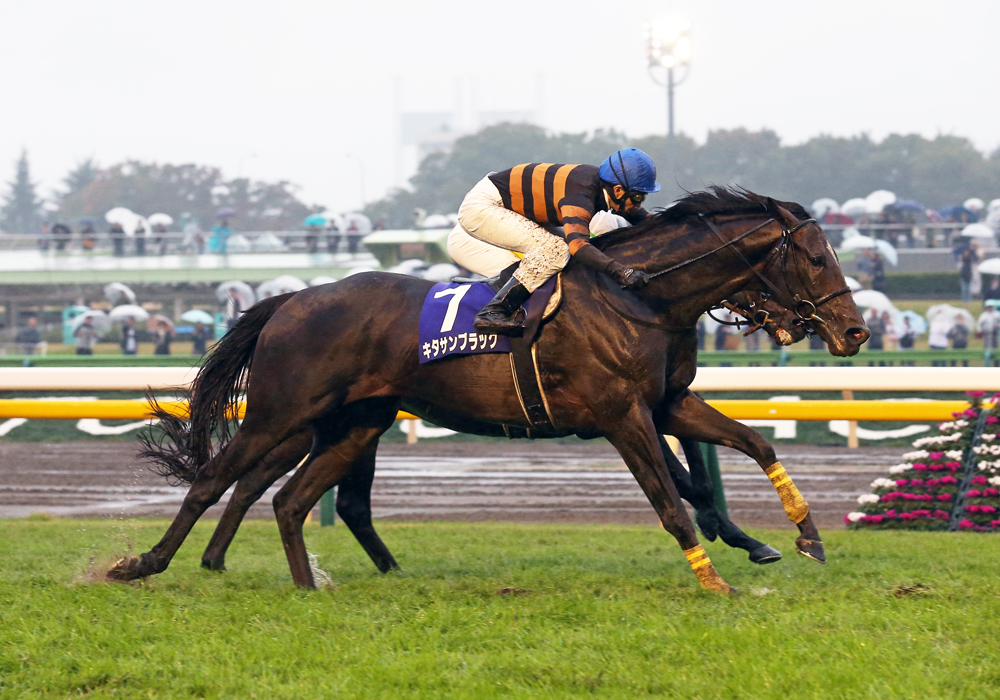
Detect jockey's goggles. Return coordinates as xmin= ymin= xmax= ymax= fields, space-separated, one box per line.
xmin=627 ymin=191 xmax=647 ymax=205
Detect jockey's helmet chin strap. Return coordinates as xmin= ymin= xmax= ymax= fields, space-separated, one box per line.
xmin=606 ymin=150 xmax=632 ymax=211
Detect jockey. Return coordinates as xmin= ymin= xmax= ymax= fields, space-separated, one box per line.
xmin=457 ymin=148 xmax=660 ymax=336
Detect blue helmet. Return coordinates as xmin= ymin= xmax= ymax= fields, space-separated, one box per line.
xmin=598 ymin=148 xmax=661 ymax=194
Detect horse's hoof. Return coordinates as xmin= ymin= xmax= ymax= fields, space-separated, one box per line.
xmin=106 ymin=555 xmax=142 ymax=582
xmin=695 ymin=510 xmax=720 ymax=542
xmin=748 ymin=544 xmax=782 ymax=565
xmin=796 ymin=538 xmax=826 ymax=564
xmin=201 ymin=560 xmax=227 ymax=572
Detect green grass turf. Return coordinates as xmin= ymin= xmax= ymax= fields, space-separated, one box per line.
xmin=1 ymin=520 xmax=998 ymax=699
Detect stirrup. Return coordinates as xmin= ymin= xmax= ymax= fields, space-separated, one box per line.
xmin=474 ymin=308 xmax=526 ymax=337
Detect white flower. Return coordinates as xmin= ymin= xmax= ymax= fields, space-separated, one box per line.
xmin=903 ymin=450 xmax=930 ymax=460
xmin=871 ymin=478 xmax=896 ymax=490
xmin=847 ymin=512 xmax=866 ymax=523
xmin=889 ymin=464 xmax=911 ymax=474
xmin=982 ymin=433 xmax=996 ymax=443
xmin=990 ymin=476 xmax=1000 ymax=486
xmin=857 ymin=494 xmax=880 ymax=505
xmin=946 ymin=450 xmax=963 ymax=460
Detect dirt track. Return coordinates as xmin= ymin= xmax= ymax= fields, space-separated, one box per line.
xmin=0 ymin=441 xmax=901 ymax=529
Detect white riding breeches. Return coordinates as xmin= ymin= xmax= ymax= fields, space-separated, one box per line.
xmin=446 ymin=225 xmax=520 ymax=278
xmin=456 ymin=176 xmax=570 ymax=292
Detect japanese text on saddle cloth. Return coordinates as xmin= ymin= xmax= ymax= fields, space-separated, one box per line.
xmin=455 ymin=164 xmax=647 ymax=291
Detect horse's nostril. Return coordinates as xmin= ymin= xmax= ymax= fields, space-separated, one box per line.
xmin=847 ymin=327 xmax=869 ymax=342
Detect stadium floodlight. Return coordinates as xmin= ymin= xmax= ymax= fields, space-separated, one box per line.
xmin=644 ymin=17 xmax=692 ymax=141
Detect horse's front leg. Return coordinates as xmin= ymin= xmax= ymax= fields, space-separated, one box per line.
xmin=604 ymin=405 xmax=735 ymax=594
xmin=660 ymin=390 xmax=825 ymax=563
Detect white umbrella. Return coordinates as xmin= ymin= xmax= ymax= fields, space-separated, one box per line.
xmin=926 ymin=304 xmax=975 ymax=327
xmin=103 ymin=282 xmax=136 ymax=305
xmin=310 ymin=275 xmax=337 ymax=287
xmin=852 ymin=290 xmax=897 ymax=314
xmin=865 ymin=189 xmax=896 ymax=215
xmin=226 ymin=234 xmax=251 ymax=253
xmin=343 ymin=213 xmax=373 ymax=233
xmin=216 ymin=281 xmax=256 ymax=309
xmin=104 ymin=207 xmax=134 ymax=225
xmin=108 ymin=304 xmax=150 ymax=323
xmin=251 ymin=233 xmax=286 ymax=252
xmin=896 ymin=310 xmax=928 ymax=335
xmin=422 ymin=263 xmax=461 ymax=282
xmin=844 ymin=276 xmax=862 ymax=291
xmin=388 ymin=259 xmax=427 ymax=276
xmin=964 ymin=198 xmax=985 ymax=212
xmin=839 ymin=234 xmax=876 ymax=251
xmin=148 ymin=213 xmax=174 ymax=226
xmin=273 ymin=274 xmax=308 ymax=291
xmin=421 ymin=214 xmax=451 ymax=229
xmin=840 ymin=198 xmax=868 ymax=217
xmin=988 ymin=199 xmax=1000 ymax=212
xmin=811 ymin=198 xmax=839 ymax=217
xmin=874 ymin=239 xmax=898 ymax=266
xmin=180 ymin=309 xmax=215 ymax=324
xmin=71 ymin=310 xmax=112 ymax=337
xmin=256 ymin=276 xmax=307 ymax=298
xmin=978 ymin=257 xmax=1000 ymax=275
xmin=838 ymin=235 xmax=898 ymax=265
xmin=961 ymin=223 xmax=994 ymax=238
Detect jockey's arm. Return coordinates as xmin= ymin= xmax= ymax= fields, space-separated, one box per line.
xmin=561 ymin=203 xmax=650 ymax=289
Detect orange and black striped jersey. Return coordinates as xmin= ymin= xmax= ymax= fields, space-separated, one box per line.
xmin=488 ymin=163 xmax=649 ymax=256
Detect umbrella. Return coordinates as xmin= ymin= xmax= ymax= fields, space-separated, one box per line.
xmin=989 ymin=199 xmax=1000 ymax=212
xmin=891 ymin=200 xmax=925 ymax=212
xmin=148 ymin=315 xmax=175 ymax=333
xmin=148 ymin=213 xmax=174 ymax=226
xmin=839 ymin=234 xmax=876 ymax=251
xmin=939 ymin=205 xmax=974 ymax=221
xmin=180 ymin=309 xmax=214 ymax=325
xmin=251 ymin=233 xmax=286 ymax=252
xmin=822 ymin=212 xmax=854 ymax=225
xmin=844 ymin=276 xmax=862 ymax=292
xmin=895 ymin=310 xmax=928 ymax=335
xmin=322 ymin=212 xmax=345 ymax=230
xmin=216 ymin=207 xmax=236 ymax=220
xmin=926 ymin=304 xmax=975 ymax=327
xmin=273 ymin=274 xmax=308 ymax=291
xmin=105 ymin=207 xmax=135 ymax=225
xmin=978 ymin=258 xmax=1000 ymax=275
xmin=422 ymin=263 xmax=461 ymax=282
xmin=852 ymin=289 xmax=896 ymax=311
xmin=216 ymin=281 xmax=256 ymax=309
xmin=865 ymin=189 xmax=896 ymax=215
xmin=310 ymin=275 xmax=337 ymax=287
xmin=420 ymin=214 xmax=451 ymax=229
xmin=108 ymin=304 xmax=150 ymax=323
xmin=961 ymin=223 xmax=994 ymax=238
xmin=985 ymin=299 xmax=1000 ymax=309
xmin=964 ymin=198 xmax=985 ymax=212
xmin=840 ymin=198 xmax=868 ymax=217
xmin=256 ymin=275 xmax=308 ymax=298
xmin=303 ymin=214 xmax=328 ymax=228
xmin=71 ymin=310 xmax=112 ymax=337
xmin=811 ymin=198 xmax=839 ymax=217
xmin=104 ymin=282 xmax=136 ymax=305
xmin=343 ymin=213 xmax=372 ymax=233
xmin=388 ymin=259 xmax=427 ymax=275
xmin=925 ymin=209 xmax=945 ymax=223
xmin=226 ymin=234 xmax=251 ymax=253
xmin=838 ymin=235 xmax=898 ymax=265
xmin=78 ymin=217 xmax=95 ymax=226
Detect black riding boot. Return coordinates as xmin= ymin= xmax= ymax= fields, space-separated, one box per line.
xmin=473 ymin=277 xmax=531 ymax=337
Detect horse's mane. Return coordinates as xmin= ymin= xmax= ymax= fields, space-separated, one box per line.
xmin=593 ymin=185 xmax=812 ymax=250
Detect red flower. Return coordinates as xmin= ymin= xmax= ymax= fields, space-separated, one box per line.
xmin=987 ymin=416 xmax=999 ymax=425
xmin=900 ymin=513 xmax=917 ymax=521
xmin=934 ymin=510 xmax=950 ymax=519
xmin=911 ymin=510 xmax=931 ymax=518
xmin=913 ymin=463 xmax=929 ymax=471
xmin=981 ymin=505 xmax=997 ymax=514
xmin=910 ymin=478 xmax=924 ymax=487
xmin=940 ymin=476 xmax=958 ymax=485
xmin=967 ymin=505 xmax=980 ymax=513
xmin=896 ymin=479 xmax=909 ymax=487
xmin=991 ymin=520 xmax=1000 ymax=529
xmin=867 ymin=515 xmax=884 ymax=524
xmin=938 ymin=493 xmax=952 ymax=501
xmin=886 ymin=509 xmax=897 ymax=518
xmin=971 ymin=476 xmax=987 ymax=485
xmin=960 ymin=519 xmax=977 ymax=530
xmin=967 ymin=489 xmax=982 ymax=498
xmin=929 ymin=452 xmax=945 ymax=460
xmin=929 ymin=464 xmax=944 ymax=471
xmin=926 ymin=478 xmax=940 ymax=487
xmin=984 ymin=488 xmax=999 ymax=497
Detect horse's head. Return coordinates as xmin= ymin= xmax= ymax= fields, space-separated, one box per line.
xmin=722 ymin=291 xmax=808 ymax=346
xmin=770 ymin=202 xmax=869 ymax=356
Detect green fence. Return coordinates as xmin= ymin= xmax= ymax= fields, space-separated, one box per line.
xmin=0 ymin=354 xmax=204 ymax=367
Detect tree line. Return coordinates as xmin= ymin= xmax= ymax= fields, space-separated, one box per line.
xmin=363 ymin=124 xmax=1000 ymax=228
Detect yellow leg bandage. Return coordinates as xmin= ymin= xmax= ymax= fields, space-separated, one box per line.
xmin=765 ymin=462 xmax=809 ymax=524
xmin=682 ymin=545 xmax=730 ymax=593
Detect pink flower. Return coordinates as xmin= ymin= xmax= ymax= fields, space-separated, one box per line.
xmin=967 ymin=505 xmax=980 ymax=513
xmin=929 ymin=464 xmax=944 ymax=471
xmin=991 ymin=520 xmax=1000 ymax=529
xmin=987 ymin=416 xmax=999 ymax=425
xmin=946 ymin=461 xmax=962 ymax=470
xmin=967 ymin=489 xmax=982 ymax=498
xmin=912 ymin=510 xmax=931 ymax=518
xmin=960 ymin=519 xmax=977 ymax=530
xmin=984 ymin=488 xmax=999 ymax=497
xmin=929 ymin=452 xmax=945 ymax=460
xmin=981 ymin=505 xmax=997 ymax=514
xmin=882 ymin=492 xmax=901 ymax=502
xmin=900 ymin=513 xmax=917 ymax=521
xmin=971 ymin=476 xmax=987 ymax=485
xmin=886 ymin=509 xmax=897 ymax=518
xmin=896 ymin=479 xmax=909 ymax=487
xmin=964 ymin=408 xmax=978 ymax=418
xmin=938 ymin=493 xmax=952 ymax=501
xmin=913 ymin=463 xmax=929 ymax=471
xmin=866 ymin=515 xmax=885 ymax=524
xmin=926 ymin=478 xmax=941 ymax=487
xmin=952 ymin=412 xmax=966 ymax=419
xmin=940 ymin=476 xmax=958 ymax=485
xmin=935 ymin=510 xmax=950 ymax=519
xmin=910 ymin=478 xmax=924 ymax=487
xmin=967 ymin=391 xmax=987 ymax=398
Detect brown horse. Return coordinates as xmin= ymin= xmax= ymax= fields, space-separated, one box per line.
xmin=186 ymin=288 xmax=809 ymax=576
xmin=111 ymin=187 xmax=867 ymax=593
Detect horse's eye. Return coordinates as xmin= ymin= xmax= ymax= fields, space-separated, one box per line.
xmin=810 ymin=256 xmax=825 ymax=267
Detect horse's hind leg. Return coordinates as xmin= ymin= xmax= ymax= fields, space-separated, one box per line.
xmin=201 ymin=432 xmax=313 ymax=571
xmin=272 ymin=399 xmax=399 ymax=588
xmin=108 ymin=424 xmax=287 ymax=581
xmin=673 ymin=437 xmax=781 ymax=564
xmin=336 ymin=440 xmax=398 ymax=573
xmin=662 ymin=390 xmax=825 ymax=564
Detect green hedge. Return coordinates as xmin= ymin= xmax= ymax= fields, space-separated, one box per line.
xmin=883 ymin=272 xmax=960 ymax=296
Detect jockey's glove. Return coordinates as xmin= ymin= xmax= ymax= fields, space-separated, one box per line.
xmin=609 ymin=265 xmax=651 ymax=290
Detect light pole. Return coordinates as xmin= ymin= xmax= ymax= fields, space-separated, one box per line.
xmin=644 ymin=17 xmax=692 ymax=142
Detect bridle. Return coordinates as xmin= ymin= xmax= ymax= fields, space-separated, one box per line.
xmin=644 ymin=213 xmax=852 ymax=325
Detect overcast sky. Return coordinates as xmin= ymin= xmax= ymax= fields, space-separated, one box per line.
xmin=2 ymin=0 xmax=998 ymax=215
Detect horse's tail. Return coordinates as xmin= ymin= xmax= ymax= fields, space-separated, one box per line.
xmin=140 ymin=293 xmax=295 ymax=485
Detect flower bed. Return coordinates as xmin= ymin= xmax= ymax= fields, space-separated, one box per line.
xmin=847 ymin=392 xmax=1000 ymax=532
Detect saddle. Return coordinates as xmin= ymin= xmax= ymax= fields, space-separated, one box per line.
xmin=451 ymin=263 xmax=562 ymax=438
